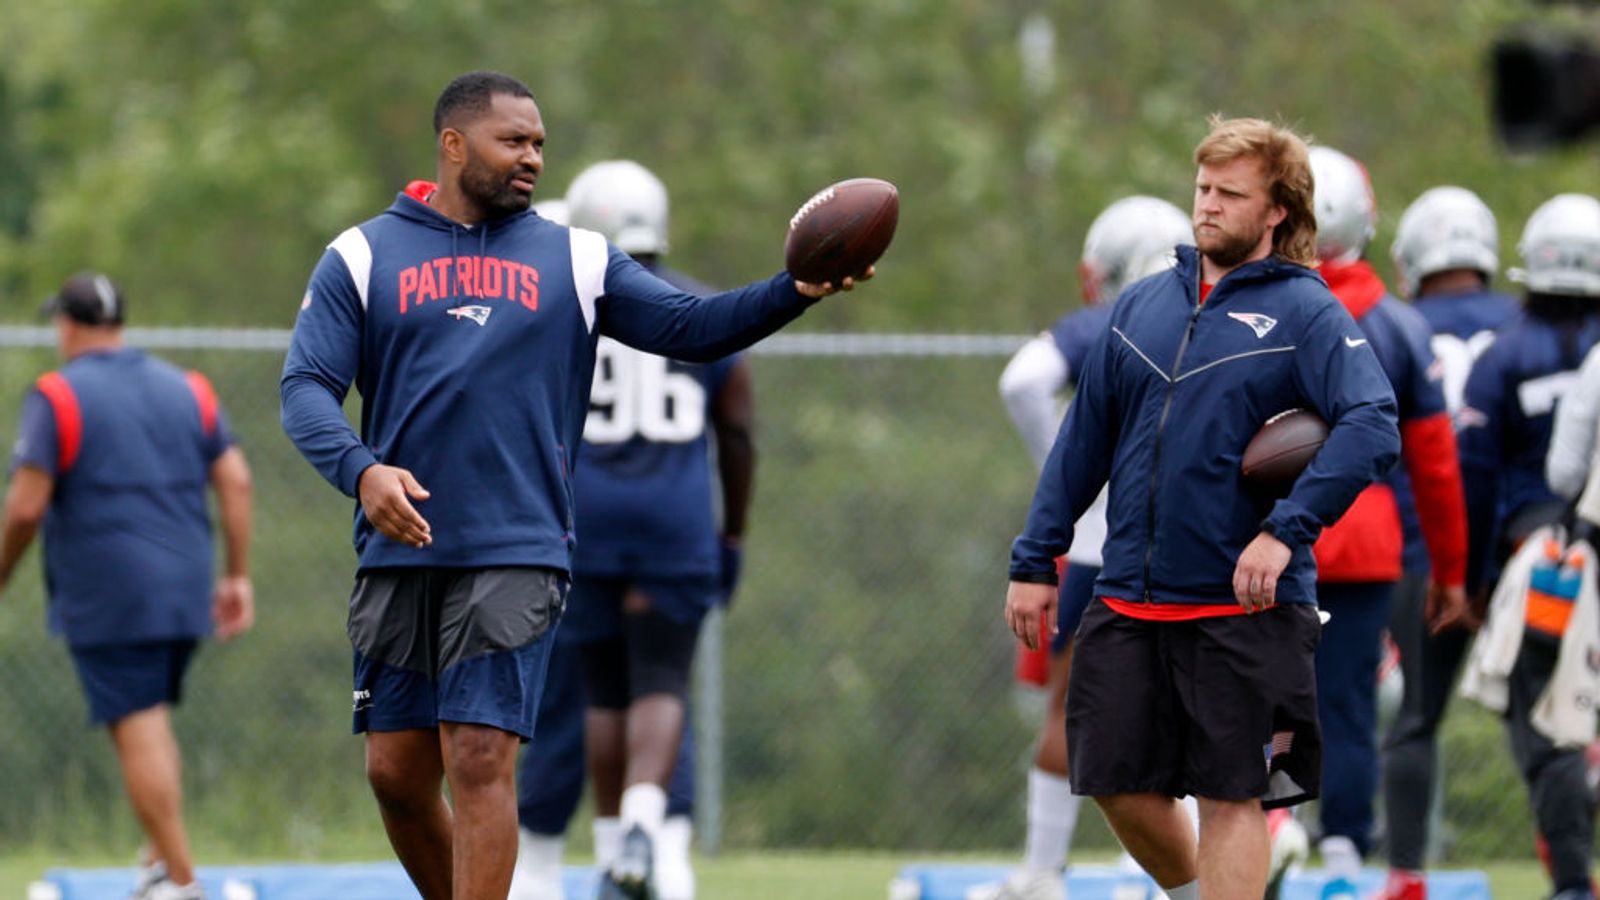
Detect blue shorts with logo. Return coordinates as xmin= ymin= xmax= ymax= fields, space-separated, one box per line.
xmin=1051 ymin=563 xmax=1101 ymax=656
xmin=348 ymin=567 xmax=566 ymax=740
xmin=68 ymin=639 xmax=198 ymax=725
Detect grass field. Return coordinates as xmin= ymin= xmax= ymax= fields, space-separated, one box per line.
xmin=0 ymin=849 xmax=1554 ymax=899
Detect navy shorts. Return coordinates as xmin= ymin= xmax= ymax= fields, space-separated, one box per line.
xmin=69 ymin=639 xmax=197 ymax=725
xmin=349 ymin=567 xmax=566 ymax=740
xmin=559 ymin=574 xmax=717 ymax=643
xmin=1067 ymin=599 xmax=1322 ymax=809
xmin=1050 ymin=563 xmax=1100 ymax=655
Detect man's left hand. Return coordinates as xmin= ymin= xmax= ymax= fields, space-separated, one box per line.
xmin=1232 ymin=532 xmax=1292 ymax=613
xmin=796 ymin=265 xmax=875 ymax=299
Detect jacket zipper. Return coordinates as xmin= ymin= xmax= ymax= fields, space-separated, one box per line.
xmin=1142 ymin=270 xmax=1206 ymax=601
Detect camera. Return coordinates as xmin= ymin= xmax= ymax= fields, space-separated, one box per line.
xmin=1491 ymin=26 xmax=1600 ymax=150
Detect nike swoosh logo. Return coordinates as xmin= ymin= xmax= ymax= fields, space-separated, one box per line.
xmin=1344 ymin=336 xmax=1368 ymax=348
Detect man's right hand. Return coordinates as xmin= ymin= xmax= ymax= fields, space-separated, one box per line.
xmin=1005 ymin=580 xmax=1057 ymax=652
xmin=358 ymin=464 xmax=432 ymax=548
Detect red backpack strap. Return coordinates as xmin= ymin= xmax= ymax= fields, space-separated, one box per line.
xmin=33 ymin=372 xmax=82 ymax=474
xmin=184 ymin=371 xmax=219 ymax=439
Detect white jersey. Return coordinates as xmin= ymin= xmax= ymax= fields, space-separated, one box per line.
xmin=999 ymin=332 xmax=1107 ymax=567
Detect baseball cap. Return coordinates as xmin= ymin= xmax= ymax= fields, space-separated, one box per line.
xmin=41 ymin=272 xmax=126 ymax=326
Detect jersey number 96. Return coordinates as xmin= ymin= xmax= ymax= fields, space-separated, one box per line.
xmin=585 ymin=338 xmax=705 ymax=444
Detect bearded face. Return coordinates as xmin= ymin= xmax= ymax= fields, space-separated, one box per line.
xmin=1193 ymin=157 xmax=1285 ymax=272
xmin=445 ymin=92 xmax=543 ymax=222
xmin=458 ymin=141 xmax=536 ymax=219
xmin=1194 ymin=212 xmax=1273 ymax=269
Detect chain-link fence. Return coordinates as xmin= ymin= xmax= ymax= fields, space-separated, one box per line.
xmin=0 ymin=329 xmax=1535 ymax=863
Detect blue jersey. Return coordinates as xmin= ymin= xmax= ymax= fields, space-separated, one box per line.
xmin=1413 ymin=288 xmax=1520 ymax=416
xmin=574 ymin=264 xmax=738 ymax=579
xmin=281 ymin=188 xmax=813 ymax=572
xmin=1459 ymin=309 xmax=1600 ymax=588
xmin=1047 ymin=303 xmax=1112 ymax=381
xmin=11 ymin=349 xmax=234 ymax=646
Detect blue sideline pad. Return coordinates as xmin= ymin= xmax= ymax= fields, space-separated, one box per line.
xmin=37 ymin=863 xmax=600 ymax=900
xmin=891 ymin=864 xmax=1491 ymax=900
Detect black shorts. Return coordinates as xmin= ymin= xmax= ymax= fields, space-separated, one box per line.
xmin=1066 ymin=599 xmax=1322 ymax=809
xmin=577 ymin=607 xmax=702 ymax=710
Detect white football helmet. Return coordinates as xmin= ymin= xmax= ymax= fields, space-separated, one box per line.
xmin=1309 ymin=146 xmax=1376 ymax=265
xmin=1511 ymin=193 xmax=1600 ymax=297
xmin=533 ymin=198 xmax=569 ymax=226
xmin=1390 ymin=186 xmax=1499 ymax=298
xmin=1082 ymin=196 xmax=1194 ymax=302
xmin=566 ymin=160 xmax=669 ymax=255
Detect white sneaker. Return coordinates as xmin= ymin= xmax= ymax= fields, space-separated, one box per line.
xmin=965 ymin=869 xmax=1067 ymax=900
xmin=1265 ymin=809 xmax=1309 ymax=900
xmin=130 ymin=862 xmax=166 ymax=899
xmin=141 ymin=879 xmax=205 ymax=900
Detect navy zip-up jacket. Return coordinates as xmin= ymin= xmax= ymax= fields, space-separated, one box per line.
xmin=1010 ymin=246 xmax=1400 ymax=607
xmin=281 ymin=189 xmax=815 ymax=571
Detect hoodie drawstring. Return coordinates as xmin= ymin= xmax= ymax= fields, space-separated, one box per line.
xmin=446 ymin=223 xmax=493 ymax=308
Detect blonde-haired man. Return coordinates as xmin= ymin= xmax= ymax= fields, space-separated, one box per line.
xmin=1005 ymin=117 xmax=1400 ymax=899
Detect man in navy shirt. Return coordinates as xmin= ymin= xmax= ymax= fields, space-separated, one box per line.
xmin=1458 ymin=193 xmax=1600 ymax=900
xmin=511 ymin=162 xmax=753 ymax=900
xmin=281 ymin=71 xmax=867 ymax=900
xmin=1 ymin=272 xmax=254 ymax=900
xmin=1379 ymin=185 xmax=1520 ymax=900
xmin=1006 ymin=117 xmax=1398 ymax=900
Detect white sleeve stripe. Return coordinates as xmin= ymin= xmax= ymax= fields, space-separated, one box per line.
xmin=329 ymin=227 xmax=373 ymax=311
xmin=569 ymin=227 xmax=609 ymax=333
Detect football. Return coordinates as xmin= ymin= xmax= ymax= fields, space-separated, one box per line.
xmin=1241 ymin=408 xmax=1330 ymax=492
xmin=784 ymin=177 xmax=900 ymax=285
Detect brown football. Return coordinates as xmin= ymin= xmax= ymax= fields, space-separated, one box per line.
xmin=1241 ymin=408 xmax=1330 ymax=493
xmin=784 ymin=178 xmax=899 ymax=285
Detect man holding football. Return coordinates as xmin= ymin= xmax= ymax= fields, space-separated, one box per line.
xmin=281 ymin=70 xmax=871 ymax=900
xmin=1005 ymin=116 xmax=1399 ymax=900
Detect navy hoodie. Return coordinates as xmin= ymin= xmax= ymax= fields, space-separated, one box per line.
xmin=281 ymin=188 xmax=813 ymax=571
xmin=1010 ymin=245 xmax=1400 ymax=607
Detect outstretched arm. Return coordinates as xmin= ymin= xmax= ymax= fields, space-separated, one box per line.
xmin=593 ymin=236 xmax=871 ymax=362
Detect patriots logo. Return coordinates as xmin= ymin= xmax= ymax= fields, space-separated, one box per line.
xmin=447 ymin=305 xmax=492 ymax=326
xmin=1227 ymin=311 xmax=1278 ymax=338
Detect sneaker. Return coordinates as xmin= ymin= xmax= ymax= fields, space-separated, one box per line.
xmin=964 ymin=869 xmax=1067 ymax=900
xmin=596 ymin=874 xmax=634 ymax=900
xmin=130 ymin=863 xmax=167 ymax=899
xmin=1320 ymin=877 xmax=1357 ymax=900
xmin=1369 ymin=870 xmax=1426 ymax=900
xmin=1264 ymin=809 xmax=1309 ymax=900
xmin=141 ymin=880 xmax=205 ymax=900
xmin=600 ymin=825 xmax=655 ymax=900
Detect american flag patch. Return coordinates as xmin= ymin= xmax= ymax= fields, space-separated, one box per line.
xmin=1263 ymin=730 xmax=1294 ymax=767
